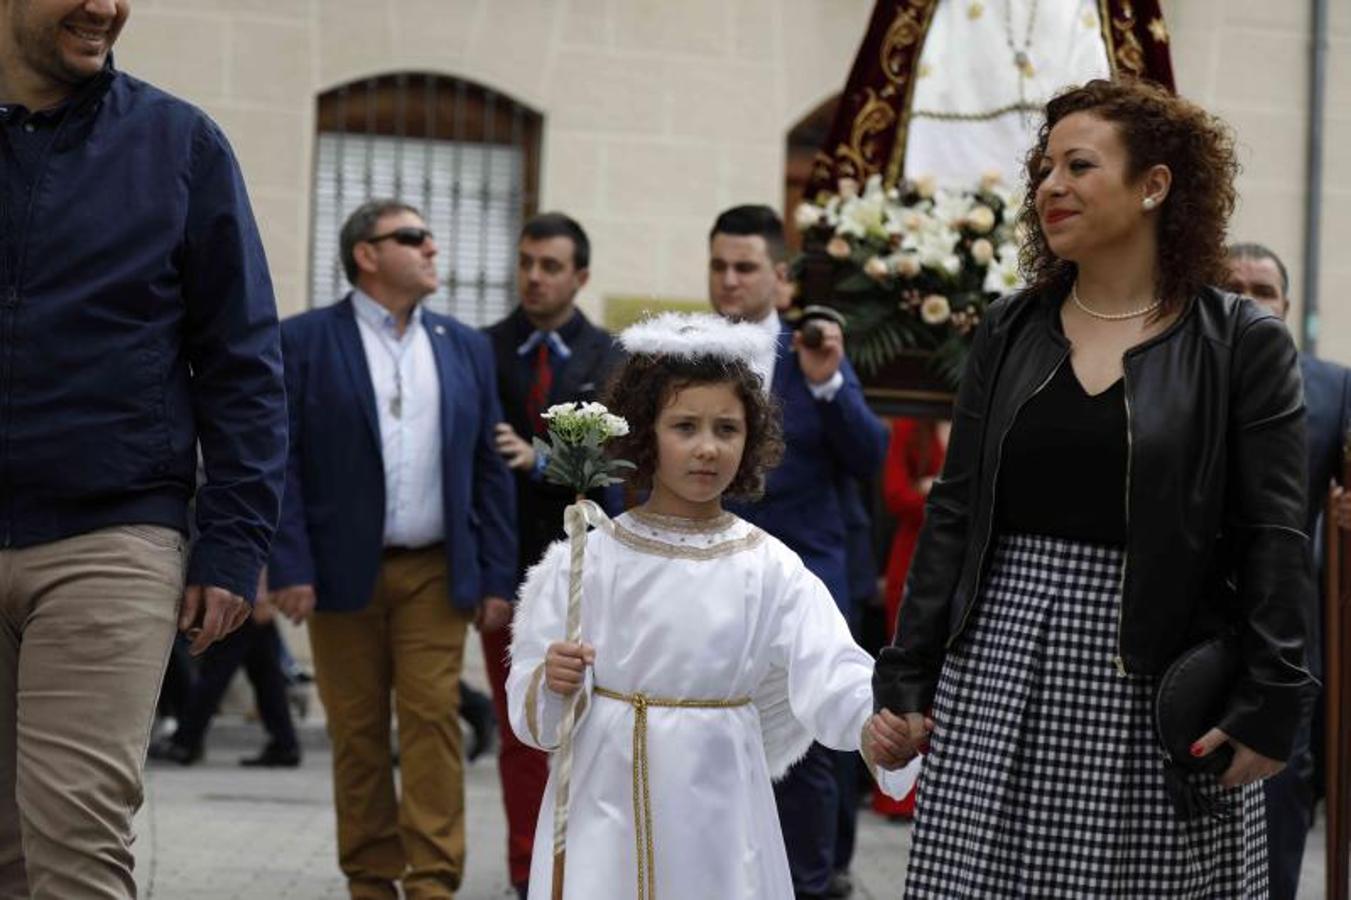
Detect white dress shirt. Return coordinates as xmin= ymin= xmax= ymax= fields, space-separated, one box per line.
xmin=352 ymin=289 xmax=444 ymax=548
xmin=747 ymin=312 xmax=843 ymax=401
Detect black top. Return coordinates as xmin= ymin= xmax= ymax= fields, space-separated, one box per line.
xmin=996 ymin=359 xmax=1128 ymax=545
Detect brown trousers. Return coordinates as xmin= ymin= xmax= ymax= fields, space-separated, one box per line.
xmin=309 ymin=546 xmax=471 ymax=900
xmin=0 ymin=525 xmax=184 ymax=900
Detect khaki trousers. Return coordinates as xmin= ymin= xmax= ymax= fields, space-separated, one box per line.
xmin=0 ymin=525 xmax=184 ymax=900
xmin=309 ymin=546 xmax=471 ymax=900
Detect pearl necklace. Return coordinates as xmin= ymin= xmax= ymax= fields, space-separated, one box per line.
xmin=1071 ymin=283 xmax=1160 ymax=321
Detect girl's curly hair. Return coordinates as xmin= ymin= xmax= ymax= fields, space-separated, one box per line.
xmin=602 ymin=353 xmax=784 ymax=502
xmin=1017 ymin=78 xmax=1239 ymax=315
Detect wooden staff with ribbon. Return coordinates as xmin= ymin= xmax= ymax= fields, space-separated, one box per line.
xmin=529 ymin=402 xmax=634 ymax=900
xmin=551 ymin=499 xmax=594 ymax=900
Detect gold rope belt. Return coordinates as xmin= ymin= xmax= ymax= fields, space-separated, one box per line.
xmin=592 ymin=685 xmax=752 ymax=900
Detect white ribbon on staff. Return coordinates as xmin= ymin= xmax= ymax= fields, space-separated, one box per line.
xmin=551 ymin=499 xmax=608 ymax=899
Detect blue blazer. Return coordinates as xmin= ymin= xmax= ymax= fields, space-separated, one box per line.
xmin=727 ymin=326 xmax=889 ymax=606
xmin=268 ymin=297 xmax=517 ymax=612
xmin=1301 ymin=353 xmax=1351 ymax=538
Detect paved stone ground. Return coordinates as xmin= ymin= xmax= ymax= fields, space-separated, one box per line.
xmin=132 ymin=714 xmax=1328 ymax=899
xmin=132 ymin=627 xmax=1329 ymax=899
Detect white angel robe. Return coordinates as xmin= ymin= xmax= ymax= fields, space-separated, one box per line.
xmin=507 ymin=508 xmax=917 ymax=900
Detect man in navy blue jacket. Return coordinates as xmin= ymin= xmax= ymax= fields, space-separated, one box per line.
xmin=0 ymin=2 xmax=286 ymax=897
xmin=708 ymin=205 xmax=888 ymax=900
xmin=1226 ymin=243 xmax=1351 ymax=900
xmin=268 ymin=199 xmax=516 ymax=900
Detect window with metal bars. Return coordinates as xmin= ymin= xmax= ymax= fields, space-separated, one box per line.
xmin=310 ymin=73 xmax=542 ymax=326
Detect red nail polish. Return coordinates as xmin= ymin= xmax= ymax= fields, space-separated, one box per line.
xmin=1190 ymin=742 xmax=1205 ymax=757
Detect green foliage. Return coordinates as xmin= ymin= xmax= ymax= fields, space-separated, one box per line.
xmin=533 ymin=433 xmax=636 ymax=495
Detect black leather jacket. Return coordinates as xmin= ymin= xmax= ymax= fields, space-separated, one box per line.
xmin=874 ymin=285 xmax=1315 ymax=761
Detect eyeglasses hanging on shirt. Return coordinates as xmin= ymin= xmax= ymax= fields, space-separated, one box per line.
xmin=370 ymin=320 xmax=413 ymax=419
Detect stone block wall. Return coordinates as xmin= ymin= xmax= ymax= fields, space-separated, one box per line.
xmin=117 ymin=0 xmax=1348 ymax=362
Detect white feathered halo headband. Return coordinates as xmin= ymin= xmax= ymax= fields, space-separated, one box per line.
xmin=618 ymin=312 xmax=774 ymax=368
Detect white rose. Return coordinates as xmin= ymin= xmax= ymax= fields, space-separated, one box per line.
xmin=863 ymin=256 xmax=890 ymax=280
xmin=915 ymin=174 xmax=938 ymax=199
xmin=966 ymin=205 xmax=996 ymax=234
xmin=794 ymin=203 xmax=824 ymax=231
xmin=825 ymin=236 xmax=852 ymax=259
xmin=838 ymin=177 xmax=860 ymax=200
xmin=970 ymin=238 xmax=995 ymax=265
xmin=894 ymin=253 xmax=922 ymax=278
xmin=541 ymin=402 xmax=577 ymax=419
xmin=980 ymin=170 xmax=1003 ymax=192
xmin=920 ymin=294 xmax=951 ymax=325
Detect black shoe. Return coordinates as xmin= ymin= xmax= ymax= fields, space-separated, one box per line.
xmin=827 ymin=869 xmax=854 ymax=898
xmin=148 ymin=737 xmax=202 ymax=766
xmin=461 ymin=696 xmax=497 ymax=763
xmin=239 ymin=743 xmax=301 ymax=768
xmin=515 ymin=883 xmax=528 ymax=900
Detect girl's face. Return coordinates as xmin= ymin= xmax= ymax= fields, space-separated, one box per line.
xmin=647 ymin=381 xmax=747 ymax=518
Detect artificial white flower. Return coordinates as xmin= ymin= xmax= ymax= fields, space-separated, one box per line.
xmin=914 ymin=174 xmax=938 ymax=199
xmin=825 ymin=236 xmax=852 ymax=259
xmin=892 ymin=253 xmax=922 ymax=278
xmin=982 ymin=243 xmax=1023 ymax=293
xmin=863 ymin=256 xmax=890 ymax=280
xmin=837 ymin=191 xmax=888 ymax=241
xmin=541 ymin=401 xmax=630 ymax=443
xmin=794 ymin=202 xmax=824 ymax=231
xmin=838 ymin=177 xmax=860 ymax=200
xmin=966 ymin=205 xmax=996 ymax=234
xmin=905 ymin=222 xmax=961 ymax=274
xmin=930 ymin=189 xmax=974 ymax=229
xmin=970 ymin=238 xmax=995 ymax=265
xmin=920 ymin=295 xmax=951 ymax=325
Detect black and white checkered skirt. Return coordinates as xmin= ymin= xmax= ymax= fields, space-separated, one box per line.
xmin=904 ymin=534 xmax=1267 ymax=898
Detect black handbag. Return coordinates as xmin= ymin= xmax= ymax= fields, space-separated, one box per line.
xmin=1152 ymin=630 xmax=1242 ymax=819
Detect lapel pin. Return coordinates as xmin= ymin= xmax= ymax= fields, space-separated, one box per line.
xmin=434 ymin=324 xmax=446 ymax=335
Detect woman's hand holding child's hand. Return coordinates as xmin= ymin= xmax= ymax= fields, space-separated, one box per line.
xmin=864 ymin=709 xmax=934 ymax=771
xmin=545 ymin=641 xmax=595 ymax=696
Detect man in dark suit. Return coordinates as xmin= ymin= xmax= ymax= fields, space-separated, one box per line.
xmin=483 ymin=212 xmax=623 ymax=899
xmin=708 ymin=205 xmax=888 ymax=900
xmin=268 ymin=199 xmax=516 ymax=900
xmin=1226 ymin=242 xmax=1351 ymax=900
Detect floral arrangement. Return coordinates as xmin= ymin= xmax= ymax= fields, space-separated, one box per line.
xmin=793 ymin=172 xmax=1025 ymax=388
xmin=534 ymin=402 xmax=634 ymax=494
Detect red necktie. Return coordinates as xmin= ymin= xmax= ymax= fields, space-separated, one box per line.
xmin=525 ymin=340 xmax=553 ymax=435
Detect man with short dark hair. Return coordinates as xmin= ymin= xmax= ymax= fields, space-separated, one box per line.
xmin=708 ymin=204 xmax=888 ymax=900
xmin=0 ymin=1 xmax=288 ymax=896
xmin=484 ymin=211 xmax=622 ymax=899
xmin=269 ymin=199 xmax=516 ymax=900
xmin=1226 ymin=242 xmax=1351 ymax=900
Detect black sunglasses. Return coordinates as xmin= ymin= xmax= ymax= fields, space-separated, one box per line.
xmin=364 ymin=226 xmax=433 ymax=247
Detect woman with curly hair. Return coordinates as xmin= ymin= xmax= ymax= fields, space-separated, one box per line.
xmin=869 ymin=78 xmax=1313 ymax=896
xmin=506 ymin=313 xmax=914 ymax=899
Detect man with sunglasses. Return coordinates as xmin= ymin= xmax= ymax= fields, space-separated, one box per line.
xmin=268 ymin=199 xmax=516 ymax=900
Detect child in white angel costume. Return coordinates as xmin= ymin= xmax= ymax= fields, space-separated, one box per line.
xmin=507 ymin=313 xmax=916 ymax=899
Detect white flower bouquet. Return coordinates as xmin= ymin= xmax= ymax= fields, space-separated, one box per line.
xmin=533 ymin=402 xmax=634 ymax=495
xmin=794 ymin=172 xmax=1025 ymax=388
